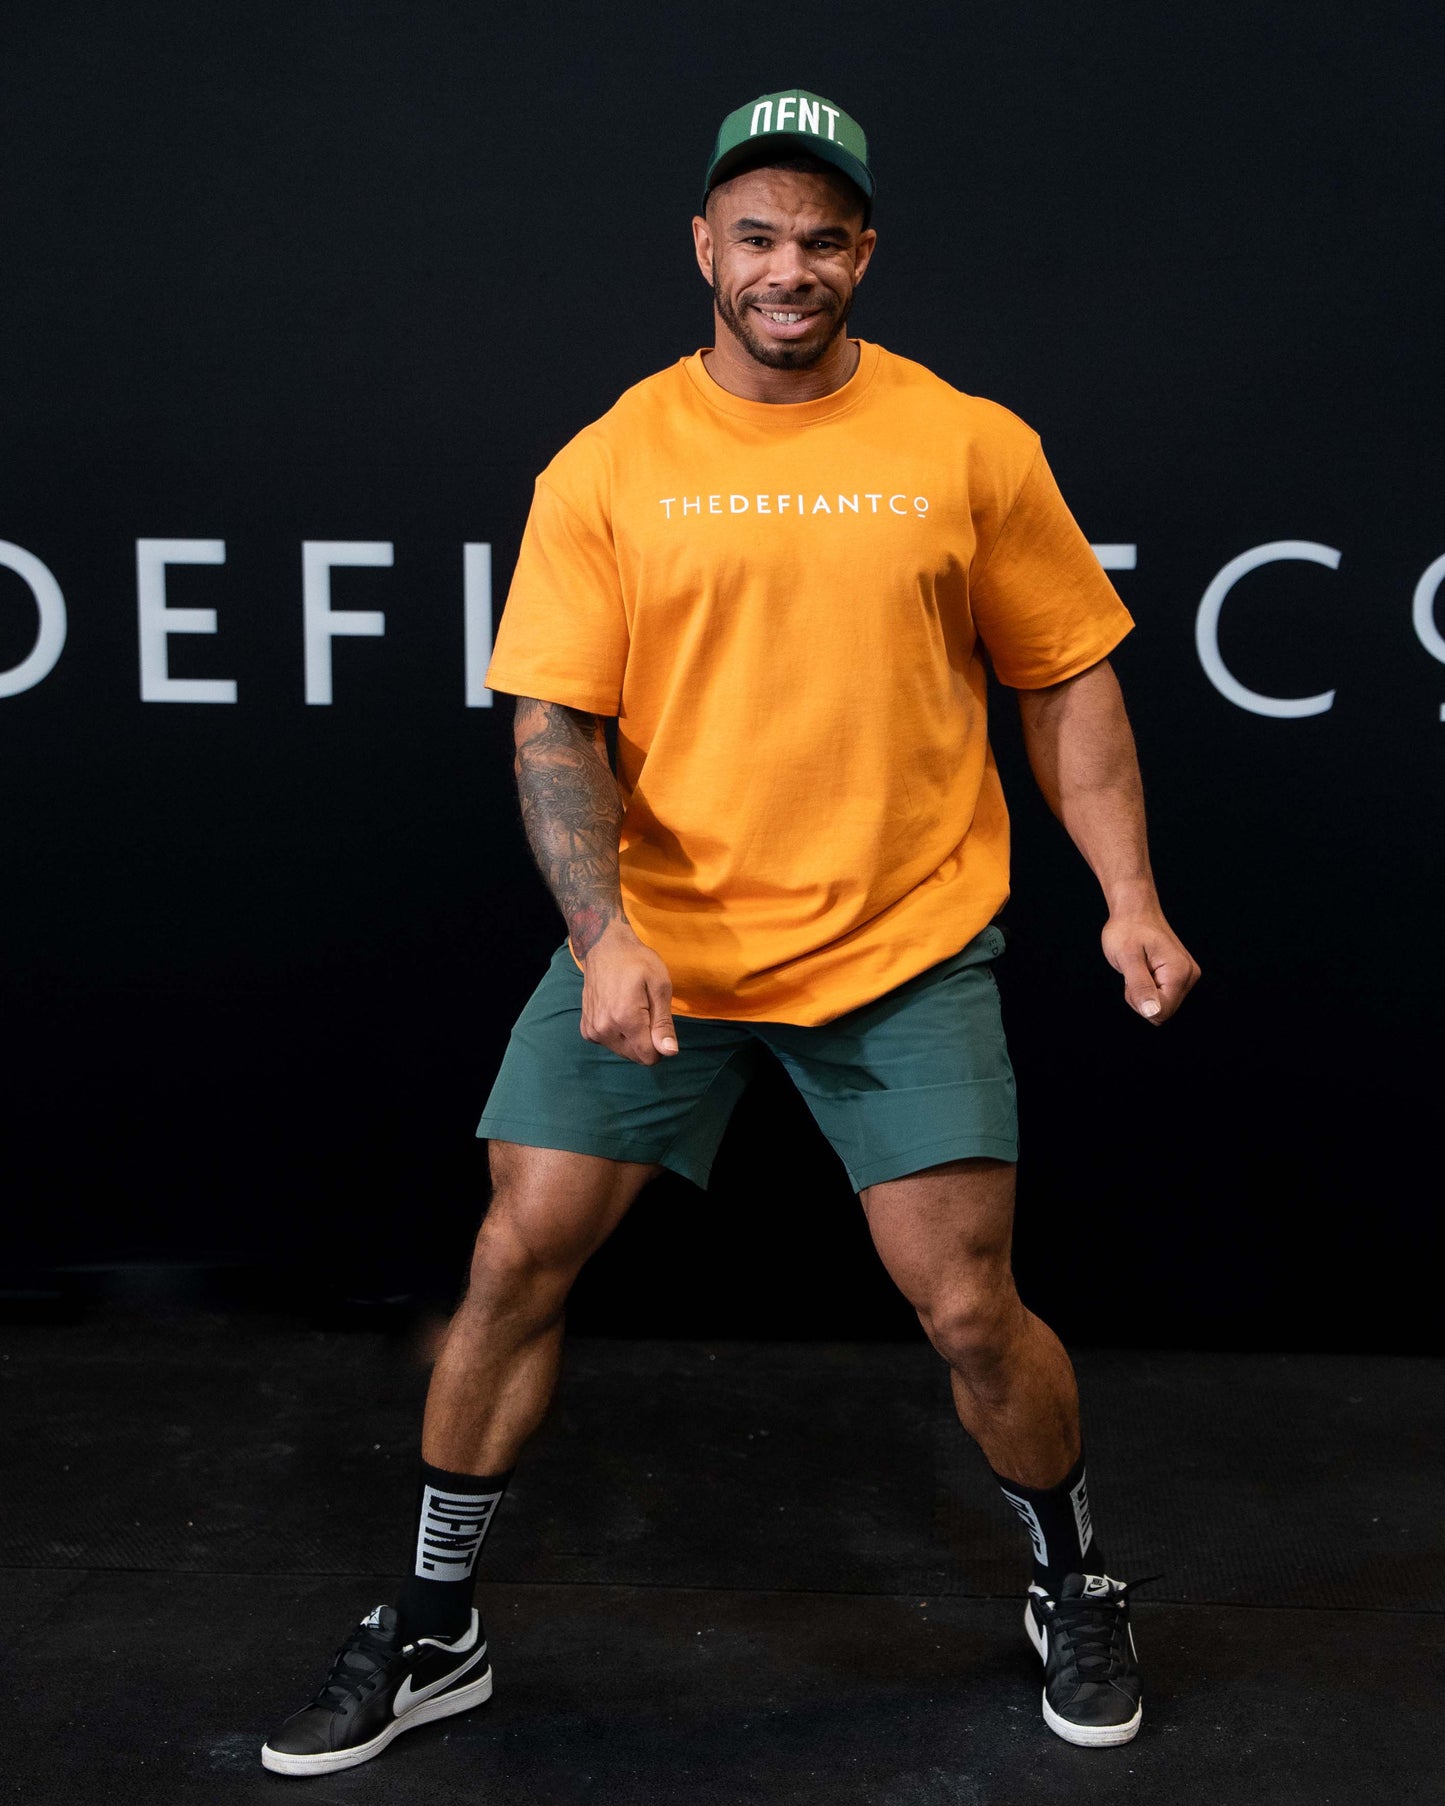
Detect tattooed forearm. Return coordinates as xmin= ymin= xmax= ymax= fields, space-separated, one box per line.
xmin=513 ymin=697 xmax=626 ymax=958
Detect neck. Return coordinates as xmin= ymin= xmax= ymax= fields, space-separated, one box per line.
xmin=702 ymin=316 xmax=860 ymax=403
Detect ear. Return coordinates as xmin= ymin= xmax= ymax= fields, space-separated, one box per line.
xmin=852 ymin=227 xmax=878 ymax=285
xmin=691 ymin=212 xmax=715 ymax=286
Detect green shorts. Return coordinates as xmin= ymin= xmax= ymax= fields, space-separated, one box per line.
xmin=476 ymin=924 xmax=1017 ymax=1192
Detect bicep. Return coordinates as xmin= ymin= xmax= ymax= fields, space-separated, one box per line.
xmin=513 ymin=696 xmax=610 ymax=763
xmin=971 ymin=449 xmax=1133 ymax=688
xmin=484 ymin=476 xmax=629 ymax=716
xmin=1016 ymin=657 xmax=1142 ymax=803
xmin=1015 ymin=656 xmax=1120 ymax=736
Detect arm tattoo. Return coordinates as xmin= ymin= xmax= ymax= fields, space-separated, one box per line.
xmin=513 ymin=697 xmax=625 ymax=957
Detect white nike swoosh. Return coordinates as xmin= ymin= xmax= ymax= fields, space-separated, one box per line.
xmin=393 ymin=1640 xmax=488 ymax=1716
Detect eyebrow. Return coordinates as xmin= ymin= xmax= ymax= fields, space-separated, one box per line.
xmin=730 ymin=217 xmax=851 ymax=240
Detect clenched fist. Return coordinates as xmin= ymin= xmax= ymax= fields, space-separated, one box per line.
xmin=580 ymin=920 xmax=680 ymax=1065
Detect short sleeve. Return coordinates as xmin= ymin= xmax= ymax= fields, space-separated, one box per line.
xmin=970 ymin=446 xmax=1134 ymax=688
xmin=484 ymin=475 xmax=629 ymax=715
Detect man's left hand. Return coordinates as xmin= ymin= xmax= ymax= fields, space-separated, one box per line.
xmin=1100 ymin=908 xmax=1201 ymax=1024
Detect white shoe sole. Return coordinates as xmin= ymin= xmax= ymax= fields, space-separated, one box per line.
xmin=1024 ymin=1600 xmax=1142 ymax=1748
xmin=259 ymin=1666 xmax=494 ymax=1775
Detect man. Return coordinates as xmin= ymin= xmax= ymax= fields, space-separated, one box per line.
xmin=262 ymin=88 xmax=1198 ymax=1776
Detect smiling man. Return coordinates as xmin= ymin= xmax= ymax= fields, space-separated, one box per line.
xmin=261 ymin=89 xmax=1198 ymax=1775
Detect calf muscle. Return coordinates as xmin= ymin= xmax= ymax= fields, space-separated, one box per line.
xmin=420 ymin=1142 xmax=660 ymax=1475
xmin=862 ymin=1159 xmax=1081 ymax=1488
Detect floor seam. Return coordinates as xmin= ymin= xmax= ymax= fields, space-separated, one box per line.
xmin=6 ymin=1563 xmax=1443 ymax=1616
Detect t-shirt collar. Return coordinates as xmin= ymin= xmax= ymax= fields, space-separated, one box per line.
xmin=682 ymin=339 xmax=881 ymax=425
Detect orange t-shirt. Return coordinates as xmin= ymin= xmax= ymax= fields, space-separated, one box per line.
xmin=485 ymin=341 xmax=1132 ymax=1025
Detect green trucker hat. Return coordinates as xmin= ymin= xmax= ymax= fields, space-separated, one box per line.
xmin=702 ymin=90 xmax=874 ymax=222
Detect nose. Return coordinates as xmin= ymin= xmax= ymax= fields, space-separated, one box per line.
xmin=764 ymin=238 xmax=814 ymax=292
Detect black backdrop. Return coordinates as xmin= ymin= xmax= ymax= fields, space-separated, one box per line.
xmin=3 ymin=1 xmax=1441 ymax=1351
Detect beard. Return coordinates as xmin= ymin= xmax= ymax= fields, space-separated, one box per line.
xmin=711 ymin=274 xmax=853 ymax=370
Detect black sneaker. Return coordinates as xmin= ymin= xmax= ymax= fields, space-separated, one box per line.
xmin=1024 ymin=1572 xmax=1150 ymax=1747
xmin=260 ymin=1604 xmax=492 ymax=1775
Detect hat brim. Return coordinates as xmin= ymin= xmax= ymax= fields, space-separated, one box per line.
xmin=702 ymin=135 xmax=874 ymax=222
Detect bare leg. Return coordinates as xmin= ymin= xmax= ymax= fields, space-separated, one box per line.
xmin=861 ymin=1158 xmax=1079 ymax=1487
xmin=422 ymin=1140 xmax=661 ymax=1474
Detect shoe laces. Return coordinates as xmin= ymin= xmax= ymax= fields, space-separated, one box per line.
xmin=311 ymin=1619 xmax=397 ymax=1709
xmin=1051 ymin=1575 xmax=1160 ymax=1679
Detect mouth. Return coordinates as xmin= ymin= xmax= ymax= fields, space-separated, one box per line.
xmin=750 ymin=304 xmax=823 ymax=340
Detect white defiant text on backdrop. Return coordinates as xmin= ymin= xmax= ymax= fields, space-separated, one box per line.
xmin=2 ymin=538 xmax=1444 ymax=719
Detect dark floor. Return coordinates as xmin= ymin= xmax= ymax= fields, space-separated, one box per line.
xmin=3 ymin=1314 xmax=1441 ymax=1803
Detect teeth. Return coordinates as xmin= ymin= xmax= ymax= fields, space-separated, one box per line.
xmin=763 ymin=311 xmax=805 ymax=322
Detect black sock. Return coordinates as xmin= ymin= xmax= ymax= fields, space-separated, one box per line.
xmin=395 ymin=1460 xmax=511 ymax=1642
xmin=992 ymin=1449 xmax=1107 ymax=1597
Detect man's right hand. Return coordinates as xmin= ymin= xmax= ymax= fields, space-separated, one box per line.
xmin=579 ymin=921 xmax=679 ymax=1065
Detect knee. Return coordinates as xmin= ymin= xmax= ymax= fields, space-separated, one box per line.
xmin=458 ymin=1199 xmax=569 ymax=1329
xmin=919 ymin=1273 xmax=1022 ymax=1376
xmin=461 ymin=1140 xmax=655 ymax=1329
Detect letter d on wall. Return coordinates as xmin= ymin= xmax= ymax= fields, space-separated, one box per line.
xmin=0 ymin=541 xmax=67 ymax=698
xmin=1195 ymin=540 xmax=1339 ymax=718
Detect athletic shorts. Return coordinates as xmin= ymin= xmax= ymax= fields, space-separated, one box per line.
xmin=476 ymin=923 xmax=1017 ymax=1192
